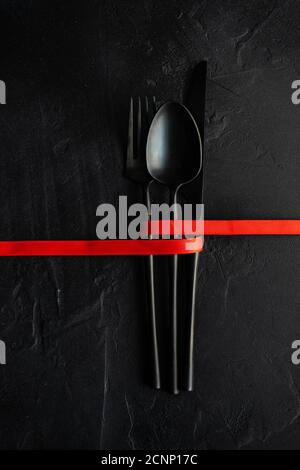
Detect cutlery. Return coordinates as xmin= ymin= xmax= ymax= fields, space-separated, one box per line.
xmin=147 ymin=102 xmax=202 ymax=394
xmin=126 ymin=96 xmax=161 ymax=389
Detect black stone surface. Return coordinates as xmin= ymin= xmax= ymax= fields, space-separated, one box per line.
xmin=0 ymin=0 xmax=300 ymax=450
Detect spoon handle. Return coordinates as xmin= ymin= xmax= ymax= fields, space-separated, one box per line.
xmin=169 ymin=188 xmax=179 ymax=394
xmin=170 ymin=254 xmax=179 ymax=394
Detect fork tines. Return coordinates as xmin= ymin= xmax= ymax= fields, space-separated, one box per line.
xmin=126 ymin=96 xmax=156 ymax=183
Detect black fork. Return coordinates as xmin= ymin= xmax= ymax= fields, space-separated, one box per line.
xmin=126 ymin=96 xmax=161 ymax=389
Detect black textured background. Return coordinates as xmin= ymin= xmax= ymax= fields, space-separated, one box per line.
xmin=0 ymin=0 xmax=300 ymax=450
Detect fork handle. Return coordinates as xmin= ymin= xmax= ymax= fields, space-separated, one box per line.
xmin=146 ymin=255 xmax=161 ymax=389
xmin=145 ymin=183 xmax=161 ymax=389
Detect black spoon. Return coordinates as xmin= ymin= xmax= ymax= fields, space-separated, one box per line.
xmin=146 ymin=102 xmax=202 ymax=394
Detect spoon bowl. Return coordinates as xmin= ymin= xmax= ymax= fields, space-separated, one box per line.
xmin=146 ymin=102 xmax=202 ymax=189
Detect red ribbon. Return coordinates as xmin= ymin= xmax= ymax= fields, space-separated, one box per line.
xmin=0 ymin=238 xmax=204 ymax=256
xmin=0 ymin=220 xmax=299 ymax=256
xmin=204 ymin=219 xmax=300 ymax=235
